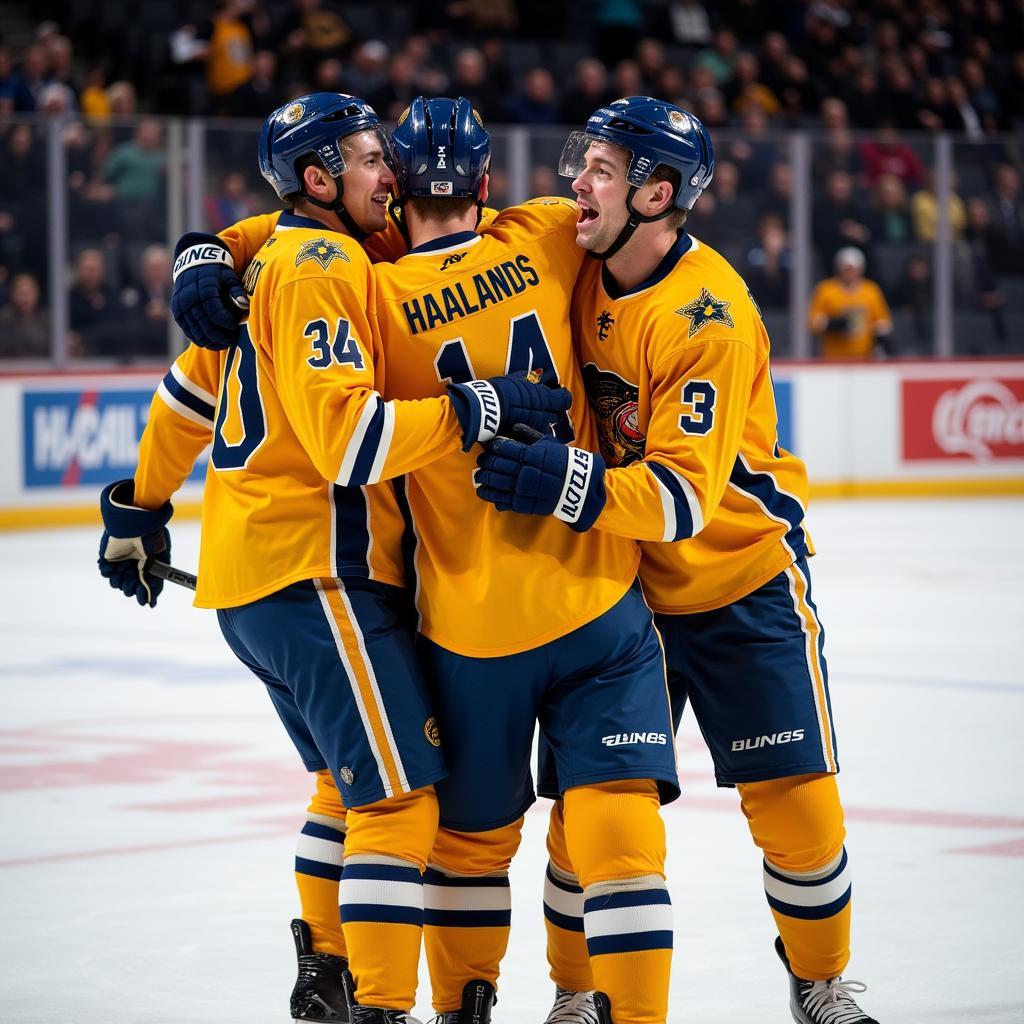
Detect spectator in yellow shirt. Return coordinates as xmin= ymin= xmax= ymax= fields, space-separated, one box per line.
xmin=809 ymin=247 xmax=893 ymax=359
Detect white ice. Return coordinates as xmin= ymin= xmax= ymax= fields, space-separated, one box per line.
xmin=1 ymin=498 xmax=1022 ymax=1023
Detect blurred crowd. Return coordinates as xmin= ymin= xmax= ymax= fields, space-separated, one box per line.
xmin=1 ymin=0 xmax=1023 ymax=360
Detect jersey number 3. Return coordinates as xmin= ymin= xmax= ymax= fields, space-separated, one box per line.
xmin=679 ymin=379 xmax=716 ymax=436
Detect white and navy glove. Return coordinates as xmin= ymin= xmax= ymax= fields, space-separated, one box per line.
xmin=98 ymin=480 xmax=174 ymax=607
xmin=474 ymin=425 xmax=606 ymax=532
xmin=447 ymin=372 xmax=573 ymax=452
xmin=171 ymin=232 xmax=249 ymax=350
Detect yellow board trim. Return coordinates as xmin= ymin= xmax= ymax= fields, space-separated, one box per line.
xmin=2 ymin=477 xmax=1023 ymax=531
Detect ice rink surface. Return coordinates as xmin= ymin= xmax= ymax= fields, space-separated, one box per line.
xmin=1 ymin=498 xmax=1022 ymax=1023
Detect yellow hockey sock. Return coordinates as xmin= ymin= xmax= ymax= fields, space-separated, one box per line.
xmin=564 ymin=780 xmax=672 ymax=1024
xmin=423 ymin=818 xmax=524 ymax=1012
xmin=295 ymin=770 xmax=347 ymax=957
xmin=341 ymin=786 xmax=439 ymax=1010
xmin=544 ymin=799 xmax=594 ymax=993
xmin=738 ymin=773 xmax=851 ymax=980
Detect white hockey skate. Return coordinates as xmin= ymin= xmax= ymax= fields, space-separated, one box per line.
xmin=543 ymin=987 xmax=599 ymax=1024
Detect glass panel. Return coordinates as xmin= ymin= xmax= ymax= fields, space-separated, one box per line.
xmin=202 ymin=120 xmax=276 ymax=232
xmin=65 ymin=116 xmax=173 ymax=363
xmin=810 ymin=127 xmax=934 ymax=358
xmin=0 ymin=117 xmax=51 ymax=360
xmin=952 ymin=139 xmax=1024 ymax=356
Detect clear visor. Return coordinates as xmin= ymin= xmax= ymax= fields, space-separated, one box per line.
xmin=557 ymin=131 xmax=635 ymax=182
xmin=334 ymin=126 xmax=396 ymax=177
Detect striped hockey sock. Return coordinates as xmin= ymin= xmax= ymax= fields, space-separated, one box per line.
xmin=294 ymin=813 xmax=347 ymax=958
xmin=340 ymin=855 xmax=425 ymax=1010
xmin=543 ymin=860 xmax=594 ymax=993
xmin=582 ymin=876 xmax=673 ymax=1024
xmin=763 ymin=847 xmax=853 ymax=980
xmin=423 ymin=866 xmax=512 ymax=1012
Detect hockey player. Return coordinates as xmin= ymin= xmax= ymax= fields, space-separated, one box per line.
xmin=171 ymin=96 xmax=681 ymax=1024
xmin=97 ymin=93 xmax=573 ymax=1024
xmin=475 ymin=97 xmax=879 ymax=1024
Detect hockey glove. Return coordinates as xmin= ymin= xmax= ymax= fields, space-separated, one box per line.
xmin=474 ymin=425 xmax=606 ymax=532
xmin=171 ymin=231 xmax=249 ymax=350
xmin=448 ymin=372 xmax=573 ymax=452
xmin=98 ymin=480 xmax=174 ymax=607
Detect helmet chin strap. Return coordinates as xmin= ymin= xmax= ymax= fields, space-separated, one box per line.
xmin=593 ymin=185 xmax=678 ymax=261
xmin=302 ymin=177 xmax=370 ymax=242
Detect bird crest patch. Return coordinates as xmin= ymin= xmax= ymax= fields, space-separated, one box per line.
xmin=295 ymin=237 xmax=350 ymax=271
xmin=676 ymin=288 xmax=733 ymax=338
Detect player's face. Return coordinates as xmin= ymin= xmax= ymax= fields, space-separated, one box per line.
xmin=571 ymin=141 xmax=632 ymax=252
xmin=340 ymin=130 xmax=396 ymax=234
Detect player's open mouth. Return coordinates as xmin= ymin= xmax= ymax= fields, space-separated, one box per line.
xmin=372 ymin=194 xmax=389 ymax=207
xmin=577 ymin=206 xmax=599 ymax=227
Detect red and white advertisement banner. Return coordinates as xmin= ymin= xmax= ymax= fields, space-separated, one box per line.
xmin=902 ymin=377 xmax=1024 ymax=461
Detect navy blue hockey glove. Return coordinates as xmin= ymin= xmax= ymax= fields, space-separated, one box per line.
xmin=448 ymin=372 xmax=572 ymax=452
xmin=98 ymin=480 xmax=174 ymax=607
xmin=474 ymin=425 xmax=606 ymax=532
xmin=171 ymin=231 xmax=249 ymax=350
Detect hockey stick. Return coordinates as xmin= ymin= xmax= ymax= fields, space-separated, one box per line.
xmin=145 ymin=558 xmax=198 ymax=592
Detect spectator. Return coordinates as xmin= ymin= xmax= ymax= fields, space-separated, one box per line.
xmin=68 ymin=249 xmax=118 ymax=356
xmin=102 ymin=119 xmax=166 ymax=204
xmin=845 ymin=66 xmax=882 ymax=129
xmin=911 ymin=171 xmax=966 ymax=243
xmin=369 ymin=52 xmax=419 ymax=123
xmin=889 ymin=254 xmax=933 ymax=348
xmin=203 ymin=0 xmax=256 ymax=115
xmin=988 ymin=163 xmax=1024 ymax=275
xmin=636 ymin=38 xmax=666 ymax=93
xmin=530 ymin=165 xmax=558 ymax=198
xmin=230 ymin=49 xmax=284 ymax=117
xmin=345 ymin=40 xmax=390 ymax=99
xmin=80 ymin=67 xmax=111 ymax=122
xmin=5 ymin=45 xmax=48 ymax=112
xmin=815 ymin=97 xmax=861 ymax=180
xmin=945 ymin=76 xmax=984 ymax=140
xmin=451 ymin=48 xmax=501 ymax=121
xmin=694 ymin=29 xmax=738 ymax=85
xmin=813 ymin=170 xmax=873 ymax=271
xmin=722 ymin=108 xmax=779 ymax=190
xmin=504 ymin=67 xmax=558 ymax=125
xmin=611 ymin=59 xmax=644 ymax=98
xmin=560 ymin=58 xmax=609 ymax=126
xmin=699 ymin=160 xmax=758 ymax=250
xmin=660 ymin=0 xmax=714 ymax=49
xmin=119 ymin=245 xmax=173 ymax=358
xmin=0 ymin=272 xmax=49 ymax=358
xmin=744 ymin=214 xmax=791 ymax=310
xmin=868 ymin=174 xmax=914 ymax=244
xmin=106 ymin=81 xmax=138 ymax=116
xmin=727 ymin=51 xmax=780 ymax=116
xmin=205 ymin=171 xmax=259 ymax=233
xmin=756 ymin=160 xmax=792 ymax=222
xmin=279 ymin=0 xmax=352 ymax=71
xmin=809 ymin=247 xmax=893 ymax=360
xmin=959 ymin=198 xmax=1007 ymax=338
xmin=859 ymin=125 xmax=927 ymax=190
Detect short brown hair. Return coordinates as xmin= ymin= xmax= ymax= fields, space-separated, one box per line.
xmin=406 ymin=195 xmax=478 ymax=222
xmin=647 ymin=165 xmax=687 ymax=231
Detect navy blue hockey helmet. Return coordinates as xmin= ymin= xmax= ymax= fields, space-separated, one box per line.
xmin=390 ymin=96 xmax=491 ymax=200
xmin=559 ymin=96 xmax=715 ymax=210
xmin=257 ymin=92 xmax=393 ymax=206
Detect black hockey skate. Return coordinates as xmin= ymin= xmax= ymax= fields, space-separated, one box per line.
xmin=432 ymin=979 xmax=496 ymax=1024
xmin=775 ymin=936 xmax=879 ymax=1023
xmin=592 ymin=992 xmax=613 ymax=1024
xmin=350 ymin=1008 xmax=423 ymax=1024
xmin=290 ymin=918 xmax=351 ymax=1022
xmin=543 ymin=987 xmax=599 ymax=1024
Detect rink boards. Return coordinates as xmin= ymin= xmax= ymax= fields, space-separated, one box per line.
xmin=0 ymin=357 xmax=1022 ymax=528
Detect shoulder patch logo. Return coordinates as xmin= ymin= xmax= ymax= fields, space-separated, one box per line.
xmin=424 ymin=717 xmax=441 ymax=747
xmin=583 ymin=362 xmax=645 ymax=467
xmin=676 ymin=288 xmax=734 ymax=338
xmin=295 ymin=236 xmax=350 ymax=271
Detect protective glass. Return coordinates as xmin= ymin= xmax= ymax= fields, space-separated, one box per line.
xmin=336 ymin=125 xmax=396 ymax=177
xmin=557 ymin=131 xmax=636 ymax=184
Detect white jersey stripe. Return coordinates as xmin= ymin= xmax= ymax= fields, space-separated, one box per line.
xmin=337 ymin=396 xmax=383 ymax=486
xmin=169 ymin=361 xmax=217 ymax=406
xmin=157 ymin=381 xmax=215 ymax=429
xmin=366 ymin=402 xmax=395 ymax=485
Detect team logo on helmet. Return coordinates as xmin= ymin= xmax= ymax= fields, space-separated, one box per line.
xmin=668 ymin=109 xmax=688 ymax=130
xmin=295 ymin=236 xmax=350 ymax=271
xmin=583 ymin=363 xmax=646 ymax=466
xmin=397 ymin=105 xmax=410 ymax=127
xmin=676 ymin=288 xmax=734 ymax=338
xmin=424 ymin=717 xmax=441 ymax=747
xmin=282 ymin=102 xmax=305 ymax=124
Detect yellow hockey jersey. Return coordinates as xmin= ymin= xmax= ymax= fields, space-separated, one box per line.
xmin=135 ymin=212 xmax=464 ymax=608
xmin=375 ymin=198 xmax=640 ymax=656
xmin=572 ymin=232 xmax=814 ymax=614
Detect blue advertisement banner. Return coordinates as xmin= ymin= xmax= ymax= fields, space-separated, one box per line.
xmin=22 ymin=389 xmax=207 ymax=489
xmin=772 ymin=377 xmax=794 ymax=453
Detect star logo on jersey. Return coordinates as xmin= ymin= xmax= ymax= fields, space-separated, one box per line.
xmin=295 ymin=237 xmax=350 ymax=271
xmin=676 ymin=288 xmax=734 ymax=338
xmin=596 ymin=309 xmax=615 ymax=342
